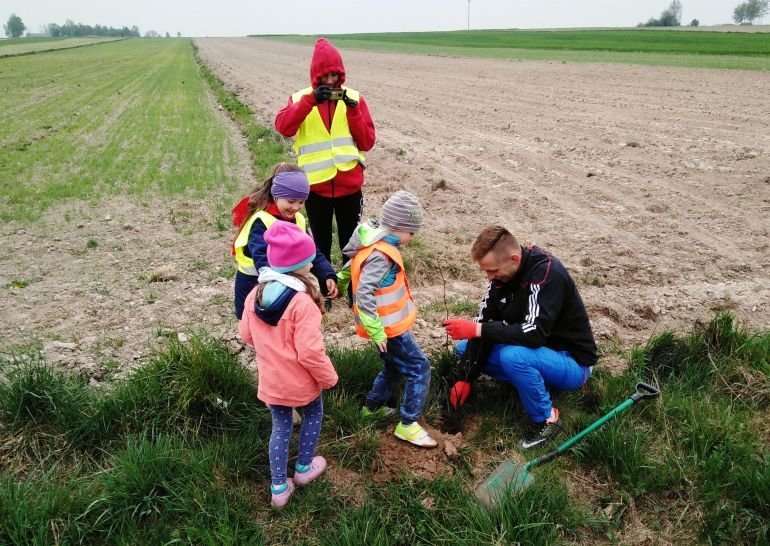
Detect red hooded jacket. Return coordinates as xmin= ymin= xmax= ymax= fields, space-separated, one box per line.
xmin=274 ymin=38 xmax=376 ymax=198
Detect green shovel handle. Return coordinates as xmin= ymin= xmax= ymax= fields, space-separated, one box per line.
xmin=525 ymin=380 xmax=661 ymax=471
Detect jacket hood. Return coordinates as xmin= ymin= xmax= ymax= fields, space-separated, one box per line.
xmin=254 ymin=283 xmax=298 ymax=326
xmin=310 ymin=38 xmax=346 ymax=88
xmin=253 ymin=269 xmax=308 ymax=326
xmin=341 ymin=220 xmax=387 ymax=259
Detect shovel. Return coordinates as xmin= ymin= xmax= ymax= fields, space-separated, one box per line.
xmin=474 ymin=382 xmax=661 ymax=508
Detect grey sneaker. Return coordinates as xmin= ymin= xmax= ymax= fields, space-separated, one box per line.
xmin=518 ymin=412 xmax=563 ymax=450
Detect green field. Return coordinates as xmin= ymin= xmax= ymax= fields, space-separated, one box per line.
xmin=0 ymin=36 xmax=124 ymax=57
xmin=0 ymin=38 xmax=243 ymax=221
xmin=268 ymin=29 xmax=770 ymax=70
xmin=0 ymin=36 xmax=71 ymax=47
xmin=299 ymin=29 xmax=770 ymax=55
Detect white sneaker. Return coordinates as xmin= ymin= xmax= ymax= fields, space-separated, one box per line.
xmin=394 ymin=422 xmax=438 ymax=448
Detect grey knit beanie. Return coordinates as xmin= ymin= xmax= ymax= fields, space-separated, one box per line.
xmin=380 ymin=190 xmax=424 ymax=233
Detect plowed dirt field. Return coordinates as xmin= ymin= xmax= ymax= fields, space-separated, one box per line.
xmin=2 ymin=38 xmax=768 ymax=382
xmin=196 ymin=37 xmax=770 ymax=346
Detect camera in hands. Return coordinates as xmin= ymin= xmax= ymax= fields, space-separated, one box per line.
xmin=328 ymin=88 xmax=345 ymax=101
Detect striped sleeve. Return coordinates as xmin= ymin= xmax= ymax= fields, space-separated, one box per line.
xmin=481 ymin=268 xmax=564 ymax=348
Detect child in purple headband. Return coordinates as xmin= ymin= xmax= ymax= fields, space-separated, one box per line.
xmin=231 ymin=163 xmax=339 ymax=321
xmin=271 ymin=171 xmax=311 ymax=200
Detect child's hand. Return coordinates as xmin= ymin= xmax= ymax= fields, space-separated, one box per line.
xmin=326 ymin=279 xmax=339 ymax=298
xmin=375 ymin=340 xmax=387 ymax=353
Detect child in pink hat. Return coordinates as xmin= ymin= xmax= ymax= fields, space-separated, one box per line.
xmin=239 ymin=221 xmax=339 ymax=510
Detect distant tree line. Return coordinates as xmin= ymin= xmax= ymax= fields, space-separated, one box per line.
xmin=638 ymin=0 xmax=683 ymax=27
xmin=144 ymin=30 xmax=182 ymax=38
xmin=733 ymin=0 xmax=769 ymax=24
xmin=46 ymin=20 xmax=140 ymax=37
xmin=636 ymin=0 xmax=768 ymax=28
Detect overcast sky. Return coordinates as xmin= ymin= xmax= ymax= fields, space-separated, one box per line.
xmin=4 ymin=1 xmax=742 ymax=38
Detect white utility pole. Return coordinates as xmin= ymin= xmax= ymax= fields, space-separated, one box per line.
xmin=467 ymin=0 xmax=471 ymax=30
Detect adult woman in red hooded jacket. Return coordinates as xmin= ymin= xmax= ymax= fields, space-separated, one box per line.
xmin=275 ymin=38 xmax=376 ymax=277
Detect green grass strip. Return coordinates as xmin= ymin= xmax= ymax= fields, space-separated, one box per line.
xmin=280 ymin=29 xmax=770 ymax=55
xmin=1 ymin=314 xmax=766 ymax=543
xmin=0 ymin=37 xmax=124 ymax=58
xmin=267 ymin=31 xmax=770 ymax=71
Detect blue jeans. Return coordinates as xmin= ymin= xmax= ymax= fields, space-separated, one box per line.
xmin=268 ymin=395 xmax=324 ymax=486
xmin=455 ymin=341 xmax=591 ymax=422
xmin=367 ymin=332 xmax=431 ymax=424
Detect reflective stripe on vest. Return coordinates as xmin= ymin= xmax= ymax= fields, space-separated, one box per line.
xmin=233 ymin=210 xmax=307 ymax=275
xmin=350 ymin=242 xmax=417 ymax=339
xmin=291 ymin=86 xmax=366 ymax=184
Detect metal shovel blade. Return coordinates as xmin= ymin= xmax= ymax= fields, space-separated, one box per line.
xmin=474 ymin=460 xmax=534 ymax=508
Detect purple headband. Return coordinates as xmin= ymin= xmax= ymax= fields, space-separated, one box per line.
xmin=271 ymin=171 xmax=310 ymax=200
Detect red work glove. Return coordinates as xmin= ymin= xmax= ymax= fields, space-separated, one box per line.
xmin=442 ymin=319 xmax=480 ymax=340
xmin=449 ymin=381 xmax=471 ymax=410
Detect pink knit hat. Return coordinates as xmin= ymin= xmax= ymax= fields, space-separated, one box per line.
xmin=264 ymin=221 xmax=316 ymax=273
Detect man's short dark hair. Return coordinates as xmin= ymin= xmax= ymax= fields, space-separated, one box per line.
xmin=471 ymin=226 xmax=519 ymax=261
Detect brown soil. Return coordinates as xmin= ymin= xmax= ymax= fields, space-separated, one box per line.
xmin=372 ymin=426 xmax=466 ymax=483
xmin=194 ymin=37 xmax=770 ymax=352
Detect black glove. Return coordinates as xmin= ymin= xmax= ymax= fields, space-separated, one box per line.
xmin=313 ymin=85 xmax=332 ymax=104
xmin=342 ymin=90 xmax=358 ymax=109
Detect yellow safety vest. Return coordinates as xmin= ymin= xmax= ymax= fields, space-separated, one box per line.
xmin=351 ymin=242 xmax=417 ymax=339
xmin=291 ymin=86 xmax=366 ymax=185
xmin=233 ymin=210 xmax=307 ymax=275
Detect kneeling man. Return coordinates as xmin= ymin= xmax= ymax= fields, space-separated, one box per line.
xmin=443 ymin=225 xmax=597 ymax=449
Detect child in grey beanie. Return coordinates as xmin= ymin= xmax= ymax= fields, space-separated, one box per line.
xmin=379 ymin=190 xmax=423 ymax=234
xmin=336 ymin=189 xmax=437 ymax=448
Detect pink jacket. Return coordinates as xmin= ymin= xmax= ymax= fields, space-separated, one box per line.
xmin=239 ymin=288 xmax=338 ymax=406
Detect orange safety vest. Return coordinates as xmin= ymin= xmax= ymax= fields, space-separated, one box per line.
xmin=350 ymin=242 xmax=417 ymax=339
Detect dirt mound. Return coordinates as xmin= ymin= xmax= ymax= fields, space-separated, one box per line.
xmin=373 ymin=426 xmax=466 ymax=483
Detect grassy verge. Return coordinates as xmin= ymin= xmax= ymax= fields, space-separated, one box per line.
xmin=0 ymin=38 xmax=243 ymax=222
xmin=266 ymin=31 xmax=770 ymax=71
xmin=192 ymin=43 xmax=290 ymax=179
xmin=1 ymin=313 xmax=767 ymax=544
